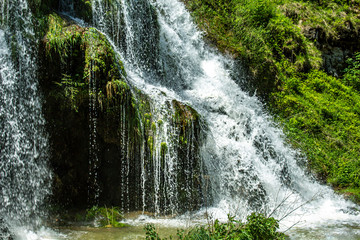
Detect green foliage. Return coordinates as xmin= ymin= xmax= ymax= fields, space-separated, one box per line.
xmin=183 ymin=0 xmax=360 ymax=202
xmin=235 ymin=0 xmax=277 ymax=28
xmin=272 ymin=69 xmax=360 ymax=191
xmin=343 ymin=52 xmax=360 ymax=91
xmin=145 ymin=224 xmax=162 ymax=240
xmin=245 ymin=213 xmax=283 ymax=240
xmin=56 ymin=74 xmax=86 ymax=111
xmin=184 ymin=0 xmax=359 ymax=94
xmin=160 ymin=142 xmax=168 ymax=156
xmin=184 ymin=0 xmax=325 ymax=91
xmin=145 ymin=214 xmax=285 ymax=240
xmin=86 ymin=206 xmax=126 ymax=227
xmin=279 ymin=1 xmax=360 ymax=44
xmin=44 ymin=13 xmax=127 ymax=111
xmin=45 ymin=14 xmax=84 ymax=63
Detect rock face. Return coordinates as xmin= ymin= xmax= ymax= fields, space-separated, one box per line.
xmin=302 ymin=24 xmax=360 ymax=77
xmin=38 ymin=13 xmax=206 ymax=214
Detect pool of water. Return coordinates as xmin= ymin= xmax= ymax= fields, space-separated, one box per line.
xmin=56 ymin=225 xmax=177 ymax=240
xmin=22 ymin=223 xmax=360 ymax=240
xmin=52 ymin=223 xmax=360 ymax=240
xmin=13 ymin=211 xmax=360 ymax=240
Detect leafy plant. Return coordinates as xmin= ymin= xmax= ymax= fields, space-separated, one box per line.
xmin=245 ymin=213 xmax=284 ymax=240
xmin=86 ymin=206 xmax=126 ymax=227
xmin=145 ymin=224 xmax=162 ymax=240
xmin=343 ymin=52 xmax=360 ymax=91
xmin=56 ymin=74 xmax=86 ymax=111
xmin=145 ymin=213 xmax=285 ymax=239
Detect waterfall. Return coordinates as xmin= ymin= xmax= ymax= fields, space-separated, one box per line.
xmin=0 ymin=0 xmax=51 ymax=236
xmin=91 ymin=0 xmax=203 ymax=215
xmin=0 ymin=0 xmax=358 ymax=237
xmin=91 ymin=0 xmax=360 ymax=230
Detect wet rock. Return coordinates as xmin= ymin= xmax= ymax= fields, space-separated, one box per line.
xmin=38 ymin=13 xmax=206 ymax=214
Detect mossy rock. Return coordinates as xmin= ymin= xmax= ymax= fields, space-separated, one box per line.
xmin=41 ymin=13 xmax=126 ymax=112
xmin=38 ymin=13 xmax=142 ymax=209
xmin=38 ymin=13 xmax=207 ymax=213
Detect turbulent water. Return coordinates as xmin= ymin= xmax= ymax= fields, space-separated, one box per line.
xmin=90 ymin=0 xmax=360 ymax=235
xmin=0 ymin=0 xmax=51 ymax=238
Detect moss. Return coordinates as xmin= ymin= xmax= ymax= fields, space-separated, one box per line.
xmin=151 ymin=122 xmax=157 ymax=133
xmin=39 ymin=13 xmax=151 ymax=209
xmin=160 ymin=142 xmax=168 ymax=155
xmin=147 ymin=136 xmax=154 ymax=156
xmin=43 ymin=13 xmax=126 ymax=111
xmin=272 ymin=69 xmax=360 ymax=193
xmin=171 ymin=100 xmax=200 ymax=146
xmin=337 ymin=188 xmax=360 ymax=204
xmin=39 ymin=12 xmax=206 ymax=213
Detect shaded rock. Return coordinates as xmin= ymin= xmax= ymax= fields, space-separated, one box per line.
xmin=302 ymin=21 xmax=360 ymax=77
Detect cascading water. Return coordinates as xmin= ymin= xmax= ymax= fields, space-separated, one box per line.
xmin=90 ymin=0 xmax=360 ymax=235
xmin=91 ymin=0 xmax=204 ymax=216
xmin=0 ymin=0 xmax=51 ymax=237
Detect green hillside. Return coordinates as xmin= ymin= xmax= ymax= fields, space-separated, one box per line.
xmin=183 ymin=0 xmax=360 ymax=202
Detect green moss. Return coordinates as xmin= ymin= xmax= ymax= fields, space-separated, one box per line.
xmin=343 ymin=52 xmax=360 ymax=92
xmin=160 ymin=142 xmax=168 ymax=155
xmin=337 ymin=188 xmax=360 ymax=204
xmin=148 ymin=136 xmax=154 ymax=156
xmin=151 ymin=122 xmax=157 ymax=132
xmin=183 ymin=0 xmax=359 ymax=96
xmin=43 ymin=13 xmax=126 ymax=111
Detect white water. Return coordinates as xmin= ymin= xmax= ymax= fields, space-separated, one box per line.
xmin=0 ymin=0 xmax=51 ymax=238
xmin=90 ymin=0 xmax=360 ymax=236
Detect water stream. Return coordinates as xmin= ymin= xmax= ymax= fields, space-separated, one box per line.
xmin=89 ymin=0 xmax=360 ymax=236
xmin=1 ymin=0 xmax=360 ymax=239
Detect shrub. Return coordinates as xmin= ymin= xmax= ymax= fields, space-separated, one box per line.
xmin=343 ymin=52 xmax=360 ymax=92
xmin=86 ymin=206 xmax=126 ymax=227
xmin=144 ymin=213 xmax=285 ymax=239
